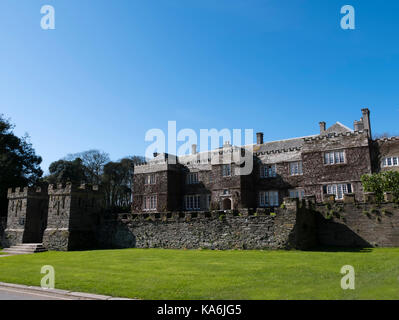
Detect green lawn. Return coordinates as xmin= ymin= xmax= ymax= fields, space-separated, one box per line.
xmin=0 ymin=248 xmax=398 ymax=299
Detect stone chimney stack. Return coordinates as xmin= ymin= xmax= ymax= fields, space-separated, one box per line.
xmin=319 ymin=122 xmax=326 ymax=134
xmin=361 ymin=108 xmax=372 ymax=139
xmin=192 ymin=144 xmax=197 ymax=155
xmin=256 ymin=132 xmax=264 ymax=145
xmin=353 ymin=120 xmax=364 ymax=132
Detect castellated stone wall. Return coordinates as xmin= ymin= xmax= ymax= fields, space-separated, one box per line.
xmin=42 ymin=183 xmax=103 ymax=251
xmin=96 ymin=199 xmax=317 ymax=250
xmin=3 ymin=186 xmax=48 ymax=247
xmin=315 ymin=194 xmax=399 ymax=247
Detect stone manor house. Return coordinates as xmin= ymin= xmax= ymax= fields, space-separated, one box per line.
xmin=3 ymin=107 xmax=399 ymax=252
xmin=132 ymin=108 xmax=399 ymax=213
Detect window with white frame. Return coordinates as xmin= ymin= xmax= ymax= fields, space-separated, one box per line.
xmin=222 ymin=164 xmax=231 ymax=177
xmin=289 ymin=162 xmax=303 ymax=176
xmin=289 ymin=189 xmax=305 ymax=199
xmin=186 ymin=172 xmax=199 ymax=184
xmin=324 ymin=150 xmax=345 ymax=165
xmin=382 ymin=156 xmax=399 ymax=167
xmin=144 ymin=174 xmax=156 ymax=185
xmin=184 ymin=195 xmax=201 ymax=211
xmin=143 ymin=195 xmax=157 ymax=210
xmin=259 ymin=191 xmax=279 ymax=207
xmin=323 ymin=183 xmax=352 ymax=200
xmin=260 ymin=164 xmax=277 ymax=178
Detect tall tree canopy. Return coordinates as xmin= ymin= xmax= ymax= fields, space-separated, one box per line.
xmin=46 ymin=151 xmax=145 ymax=212
xmin=46 ymin=158 xmax=87 ymax=185
xmin=0 ymin=115 xmax=43 ymax=216
xmin=65 ymin=150 xmax=110 ymax=185
xmin=102 ymin=157 xmax=144 ymax=210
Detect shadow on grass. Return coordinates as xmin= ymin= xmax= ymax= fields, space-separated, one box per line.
xmin=306 ymin=246 xmax=373 ymax=253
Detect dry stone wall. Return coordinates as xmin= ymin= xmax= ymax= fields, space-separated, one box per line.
xmin=96 ymin=199 xmax=317 ymax=250
xmin=315 ymin=199 xmax=399 ymax=247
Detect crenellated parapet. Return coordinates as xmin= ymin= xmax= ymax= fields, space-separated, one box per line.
xmin=7 ymin=186 xmax=48 ymax=200
xmin=43 ymin=182 xmax=104 ymax=251
xmin=4 ymin=185 xmax=49 ymax=247
xmin=304 ymin=130 xmax=368 ymax=142
xmin=48 ymin=183 xmax=101 ymax=195
xmin=375 ymin=136 xmax=399 ymax=143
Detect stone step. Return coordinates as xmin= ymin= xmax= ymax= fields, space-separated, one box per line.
xmin=10 ymin=245 xmax=46 ymax=249
xmin=2 ymin=250 xmax=34 ymax=255
xmin=4 ymin=248 xmax=46 ymax=253
xmin=7 ymin=248 xmax=46 ymax=252
xmin=3 ymin=243 xmax=48 ymax=255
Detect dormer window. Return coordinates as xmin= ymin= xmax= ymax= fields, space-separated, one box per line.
xmin=324 ymin=150 xmax=345 ymax=165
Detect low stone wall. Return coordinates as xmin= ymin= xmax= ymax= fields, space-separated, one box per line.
xmin=315 ymin=201 xmax=399 ymax=247
xmin=43 ymin=228 xmax=99 ymax=251
xmin=96 ymin=202 xmax=317 ymax=250
xmin=2 ymin=229 xmax=24 ymax=248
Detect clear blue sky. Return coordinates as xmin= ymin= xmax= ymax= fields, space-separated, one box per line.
xmin=1 ymin=0 xmax=398 ymax=172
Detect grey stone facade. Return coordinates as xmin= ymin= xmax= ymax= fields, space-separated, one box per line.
xmin=42 ymin=183 xmax=104 ymax=251
xmin=3 ymin=186 xmax=48 ymax=247
xmin=315 ymin=195 xmax=399 ymax=247
xmin=132 ymin=108 xmax=395 ymax=213
xmin=98 ymin=198 xmax=317 ymax=250
xmin=3 ymin=108 xmax=399 ymax=251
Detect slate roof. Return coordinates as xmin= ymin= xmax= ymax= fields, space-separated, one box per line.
xmin=138 ymin=121 xmax=354 ymax=166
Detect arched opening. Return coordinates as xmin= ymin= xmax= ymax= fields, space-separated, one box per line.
xmin=222 ymin=198 xmax=232 ymax=210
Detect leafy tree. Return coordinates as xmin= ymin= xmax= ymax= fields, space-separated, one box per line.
xmin=65 ymin=150 xmax=110 ymax=185
xmin=0 ymin=115 xmax=43 ymax=216
xmin=46 ymin=158 xmax=87 ymax=185
xmin=361 ymin=171 xmax=399 ymax=203
xmin=46 ymin=152 xmax=145 ymax=212
xmin=381 ymin=171 xmax=399 ymax=201
xmin=102 ymin=156 xmax=145 ymax=211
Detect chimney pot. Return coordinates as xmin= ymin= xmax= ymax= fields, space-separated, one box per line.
xmin=361 ymin=108 xmax=372 ymax=138
xmin=319 ymin=122 xmax=326 ymax=134
xmin=256 ymin=132 xmax=264 ymax=145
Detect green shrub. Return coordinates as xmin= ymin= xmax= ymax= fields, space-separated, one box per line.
xmin=361 ymin=171 xmax=399 ymax=203
xmin=325 ymin=213 xmax=333 ymax=220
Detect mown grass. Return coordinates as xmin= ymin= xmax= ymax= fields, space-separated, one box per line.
xmin=0 ymin=248 xmax=398 ymax=300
